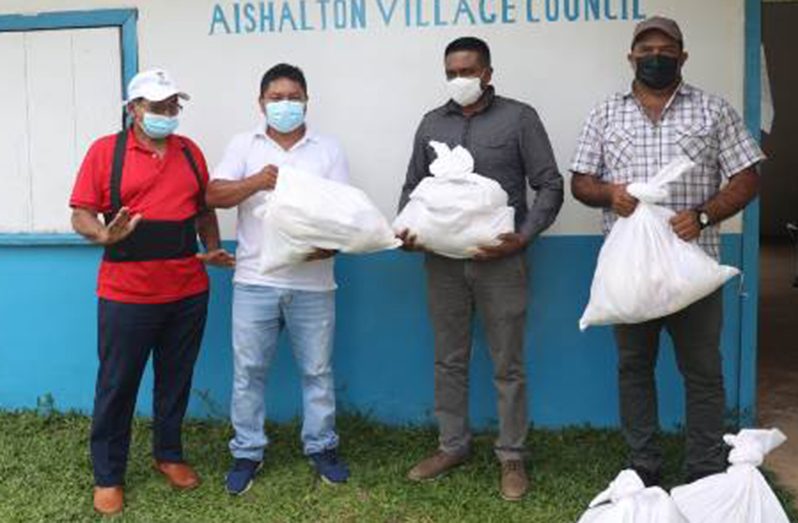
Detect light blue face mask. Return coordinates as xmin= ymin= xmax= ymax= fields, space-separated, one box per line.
xmin=141 ymin=112 xmax=179 ymax=139
xmin=265 ymin=100 xmax=305 ymax=134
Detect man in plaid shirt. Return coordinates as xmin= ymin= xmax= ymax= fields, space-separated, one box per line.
xmin=571 ymin=16 xmax=765 ymax=486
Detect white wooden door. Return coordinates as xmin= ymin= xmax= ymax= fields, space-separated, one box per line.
xmin=0 ymin=28 xmax=122 ymax=233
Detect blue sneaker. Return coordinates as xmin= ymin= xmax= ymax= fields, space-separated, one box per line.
xmin=308 ymin=449 xmax=350 ymax=484
xmin=225 ymin=458 xmax=263 ymax=495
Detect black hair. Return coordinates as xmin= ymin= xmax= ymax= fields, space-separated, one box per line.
xmin=259 ymin=63 xmax=307 ymax=97
xmin=444 ymin=37 xmax=491 ymax=68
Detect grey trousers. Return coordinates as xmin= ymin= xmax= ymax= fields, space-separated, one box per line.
xmin=425 ymin=252 xmax=528 ymax=461
xmin=613 ymin=289 xmax=727 ymax=478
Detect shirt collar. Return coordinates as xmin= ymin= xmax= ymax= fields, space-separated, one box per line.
xmin=622 ymin=81 xmax=694 ymax=100
xmin=623 ymin=81 xmax=696 ymax=120
xmin=126 ymin=127 xmax=179 ymax=152
xmin=252 ymin=124 xmax=318 ymax=150
xmin=444 ymin=85 xmax=497 ymax=115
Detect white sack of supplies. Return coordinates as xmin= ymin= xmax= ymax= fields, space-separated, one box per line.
xmin=392 ymin=141 xmax=515 ymax=259
xmin=671 ymin=428 xmax=790 ymax=523
xmin=579 ymin=157 xmax=739 ymax=331
xmin=577 ymin=469 xmax=687 ymax=523
xmin=255 ymin=166 xmax=401 ymax=274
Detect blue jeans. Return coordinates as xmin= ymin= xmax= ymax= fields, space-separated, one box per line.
xmin=229 ymin=283 xmax=339 ymax=460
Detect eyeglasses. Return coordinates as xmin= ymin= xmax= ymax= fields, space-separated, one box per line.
xmin=143 ymin=100 xmax=183 ymax=116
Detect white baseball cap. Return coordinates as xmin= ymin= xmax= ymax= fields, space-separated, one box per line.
xmin=125 ymin=68 xmax=190 ymax=104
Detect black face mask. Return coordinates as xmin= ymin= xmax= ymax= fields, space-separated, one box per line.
xmin=635 ymin=54 xmax=680 ymax=90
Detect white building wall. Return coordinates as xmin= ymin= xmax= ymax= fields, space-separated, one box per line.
xmin=0 ymin=0 xmax=746 ymax=238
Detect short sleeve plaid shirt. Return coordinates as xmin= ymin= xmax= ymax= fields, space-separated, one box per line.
xmin=570 ymin=82 xmax=765 ymax=259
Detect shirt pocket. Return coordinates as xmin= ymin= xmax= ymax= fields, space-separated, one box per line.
xmin=470 ymin=133 xmax=518 ymax=172
xmin=604 ymin=127 xmax=635 ymax=172
xmin=676 ymin=122 xmax=718 ymax=165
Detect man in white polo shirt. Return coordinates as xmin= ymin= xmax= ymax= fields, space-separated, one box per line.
xmin=206 ymin=63 xmax=350 ymax=494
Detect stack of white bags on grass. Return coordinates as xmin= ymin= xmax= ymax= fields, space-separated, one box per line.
xmin=576 ymin=428 xmax=790 ymax=523
xmin=671 ymin=428 xmax=791 ymax=523
xmin=392 ymin=141 xmax=515 ymax=259
xmin=577 ymin=469 xmax=686 ymax=523
xmin=256 ymin=166 xmax=401 ymax=273
xmin=579 ymin=157 xmax=740 ymax=331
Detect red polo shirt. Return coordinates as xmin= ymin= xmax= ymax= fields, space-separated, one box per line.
xmin=70 ymin=129 xmax=210 ymax=304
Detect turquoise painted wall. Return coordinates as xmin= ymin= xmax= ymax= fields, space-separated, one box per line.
xmin=0 ymin=235 xmax=743 ymax=429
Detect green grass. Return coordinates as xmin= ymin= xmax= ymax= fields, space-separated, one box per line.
xmin=0 ymin=412 xmax=795 ymax=522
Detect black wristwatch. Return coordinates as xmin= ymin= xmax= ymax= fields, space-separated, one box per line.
xmin=696 ymin=209 xmax=711 ymax=230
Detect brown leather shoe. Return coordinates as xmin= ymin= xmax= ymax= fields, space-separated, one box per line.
xmin=407 ymin=450 xmax=468 ymax=481
xmin=93 ymin=486 xmax=124 ymax=515
xmin=154 ymin=461 xmax=200 ymax=490
xmin=500 ymin=459 xmax=529 ymax=501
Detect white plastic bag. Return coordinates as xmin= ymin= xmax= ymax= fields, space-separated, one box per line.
xmin=671 ymin=428 xmax=790 ymax=523
xmin=577 ymin=470 xmax=687 ymax=523
xmin=393 ymin=141 xmax=515 ymax=259
xmin=256 ymin=166 xmax=401 ymax=274
xmin=579 ymin=157 xmax=740 ymax=331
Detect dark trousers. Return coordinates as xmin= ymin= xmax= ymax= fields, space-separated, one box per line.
xmin=90 ymin=292 xmax=208 ymax=486
xmin=613 ymin=289 xmax=727 ymax=478
xmin=425 ymin=252 xmax=528 ymax=461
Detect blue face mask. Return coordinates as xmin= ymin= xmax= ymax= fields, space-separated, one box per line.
xmin=266 ymin=100 xmax=305 ymax=134
xmin=141 ymin=112 xmax=179 ymax=139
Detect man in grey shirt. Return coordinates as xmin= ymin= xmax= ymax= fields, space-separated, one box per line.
xmin=398 ymin=36 xmax=563 ymax=501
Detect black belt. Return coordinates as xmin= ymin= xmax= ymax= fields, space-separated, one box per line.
xmin=102 ymin=129 xmax=205 ymax=263
xmin=102 ymin=217 xmax=199 ymax=262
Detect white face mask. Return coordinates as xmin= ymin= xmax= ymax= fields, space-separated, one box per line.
xmin=446 ymin=76 xmax=484 ymax=107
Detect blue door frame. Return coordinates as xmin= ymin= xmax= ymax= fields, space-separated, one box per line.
xmin=0 ymin=8 xmax=138 ymax=91
xmin=0 ymin=8 xmax=138 ymax=246
xmin=740 ymin=0 xmax=762 ymax=426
